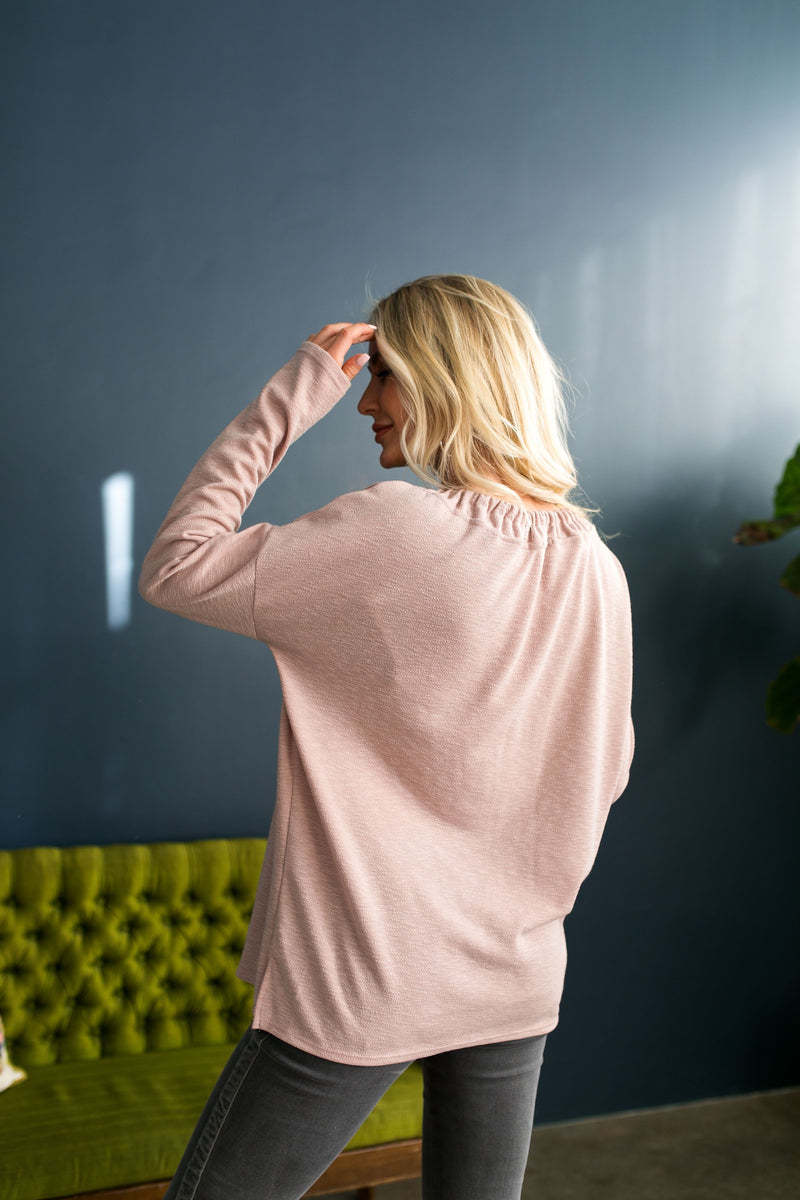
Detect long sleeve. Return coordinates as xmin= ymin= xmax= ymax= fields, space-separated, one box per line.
xmin=137 ymin=340 xmax=352 ymax=637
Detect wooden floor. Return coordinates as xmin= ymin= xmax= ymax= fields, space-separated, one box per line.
xmin=322 ymin=1086 xmax=800 ymax=1200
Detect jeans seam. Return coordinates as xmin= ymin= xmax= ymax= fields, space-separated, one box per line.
xmin=174 ymin=1031 xmax=264 ymax=1200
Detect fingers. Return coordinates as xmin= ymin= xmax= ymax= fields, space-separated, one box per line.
xmin=337 ymin=323 xmax=377 ymax=348
xmin=307 ymin=322 xmax=377 ymax=377
xmin=315 ymin=322 xmax=377 ymax=345
xmin=341 ymin=351 xmax=372 ymax=382
xmin=320 ymin=322 xmax=376 ymax=332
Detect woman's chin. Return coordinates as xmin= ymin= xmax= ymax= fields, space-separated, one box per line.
xmin=375 ymin=437 xmax=405 ymax=468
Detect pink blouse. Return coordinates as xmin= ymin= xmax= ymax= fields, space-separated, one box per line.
xmin=139 ymin=338 xmax=635 ymax=1065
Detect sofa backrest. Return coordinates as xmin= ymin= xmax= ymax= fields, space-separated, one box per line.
xmin=0 ymin=838 xmax=267 ymax=1068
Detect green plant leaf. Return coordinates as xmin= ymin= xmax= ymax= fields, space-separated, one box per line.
xmin=734 ymin=443 xmax=800 ymax=543
xmin=780 ymin=554 xmax=800 ymax=597
xmin=766 ymin=655 xmax=800 ymax=734
xmin=732 ymin=511 xmax=800 ymax=545
xmin=774 ymin=442 xmax=800 ymax=516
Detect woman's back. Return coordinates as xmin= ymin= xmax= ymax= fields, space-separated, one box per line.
xmin=231 ymin=469 xmax=634 ymax=1064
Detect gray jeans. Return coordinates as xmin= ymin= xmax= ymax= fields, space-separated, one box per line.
xmin=164 ymin=1024 xmax=548 ymax=1200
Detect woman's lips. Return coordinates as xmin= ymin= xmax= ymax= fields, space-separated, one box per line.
xmin=374 ymin=426 xmax=392 ymax=441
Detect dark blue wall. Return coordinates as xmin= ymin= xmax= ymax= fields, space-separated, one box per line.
xmin=3 ymin=0 xmax=799 ymax=1121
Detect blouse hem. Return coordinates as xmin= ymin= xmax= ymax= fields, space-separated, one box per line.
xmin=248 ymin=1014 xmax=558 ymax=1065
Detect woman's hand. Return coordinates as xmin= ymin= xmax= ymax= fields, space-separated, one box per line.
xmin=307 ymin=323 xmax=377 ymax=382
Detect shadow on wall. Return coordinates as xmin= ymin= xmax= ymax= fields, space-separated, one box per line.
xmin=604 ymin=474 xmax=797 ymax=761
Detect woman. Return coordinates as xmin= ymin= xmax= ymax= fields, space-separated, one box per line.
xmin=139 ymin=273 xmax=635 ymax=1200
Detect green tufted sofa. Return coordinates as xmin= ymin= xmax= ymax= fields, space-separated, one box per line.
xmin=0 ymin=839 xmax=424 ymax=1200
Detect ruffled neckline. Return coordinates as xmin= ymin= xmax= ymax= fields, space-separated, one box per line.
xmin=433 ymin=487 xmax=593 ymax=543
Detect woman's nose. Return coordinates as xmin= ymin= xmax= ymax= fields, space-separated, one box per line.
xmin=357 ymin=385 xmax=376 ymax=415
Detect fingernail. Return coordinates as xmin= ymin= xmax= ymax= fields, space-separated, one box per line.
xmin=356 ymin=353 xmax=370 ymax=366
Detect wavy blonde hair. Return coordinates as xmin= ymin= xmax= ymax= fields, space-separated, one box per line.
xmin=364 ymin=274 xmax=601 ymax=525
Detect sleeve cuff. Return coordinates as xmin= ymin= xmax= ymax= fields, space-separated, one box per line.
xmin=297 ymin=339 xmax=356 ymax=394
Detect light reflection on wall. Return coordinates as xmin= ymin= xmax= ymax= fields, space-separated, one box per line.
xmin=101 ymin=472 xmax=135 ymax=631
xmin=560 ymin=144 xmax=800 ymax=510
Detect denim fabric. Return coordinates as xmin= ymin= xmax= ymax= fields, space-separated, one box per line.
xmin=164 ymin=1025 xmax=547 ymax=1200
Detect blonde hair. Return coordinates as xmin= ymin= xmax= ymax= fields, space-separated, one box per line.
xmin=364 ymin=274 xmax=601 ymax=526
